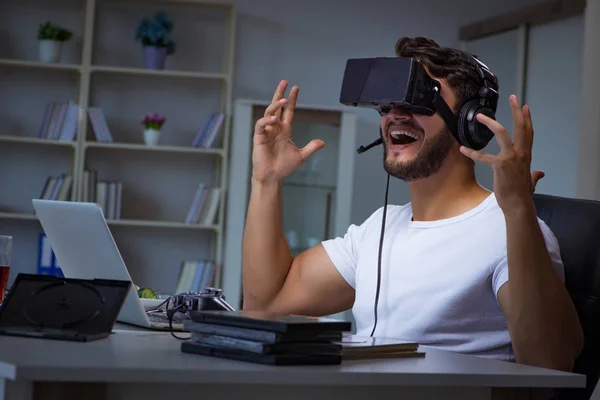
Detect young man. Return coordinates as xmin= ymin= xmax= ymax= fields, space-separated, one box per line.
xmin=241 ymin=37 xmax=583 ymax=371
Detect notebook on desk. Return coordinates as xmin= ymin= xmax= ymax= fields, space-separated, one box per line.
xmin=336 ymin=334 xmax=425 ymax=360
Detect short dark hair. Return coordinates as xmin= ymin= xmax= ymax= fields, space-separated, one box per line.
xmin=395 ymin=37 xmax=499 ymax=112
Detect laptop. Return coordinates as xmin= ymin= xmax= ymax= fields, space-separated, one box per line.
xmin=32 ymin=199 xmax=182 ymax=331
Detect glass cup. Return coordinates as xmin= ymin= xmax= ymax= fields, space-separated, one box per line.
xmin=0 ymin=236 xmax=11 ymax=303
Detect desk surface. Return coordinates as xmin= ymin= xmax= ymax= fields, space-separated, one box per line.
xmin=0 ymin=326 xmax=586 ymax=389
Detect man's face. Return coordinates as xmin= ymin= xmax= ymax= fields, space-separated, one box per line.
xmin=380 ymin=78 xmax=459 ymax=182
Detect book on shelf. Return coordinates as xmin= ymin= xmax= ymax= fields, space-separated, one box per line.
xmin=97 ymin=181 xmax=122 ymax=220
xmin=95 ymin=180 xmax=122 ymax=220
xmin=37 ymin=101 xmax=79 ymax=142
xmin=37 ymin=233 xmax=64 ymax=278
xmin=192 ymin=112 xmax=224 ymax=148
xmin=185 ymin=184 xmax=221 ymax=225
xmin=174 ymin=259 xmax=216 ymax=294
xmin=38 ymin=174 xmax=73 ymax=201
xmin=81 ymin=169 xmax=122 ymax=220
xmin=87 ymin=106 xmax=114 ymax=142
xmin=81 ymin=170 xmax=97 ymax=204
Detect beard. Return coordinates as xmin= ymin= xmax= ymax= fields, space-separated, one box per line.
xmin=383 ymin=125 xmax=455 ymax=182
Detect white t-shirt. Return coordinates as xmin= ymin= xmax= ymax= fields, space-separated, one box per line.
xmin=321 ymin=193 xmax=564 ymax=362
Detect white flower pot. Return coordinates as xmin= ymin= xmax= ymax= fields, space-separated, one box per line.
xmin=39 ymin=40 xmax=62 ymax=63
xmin=143 ymin=128 xmax=161 ymax=145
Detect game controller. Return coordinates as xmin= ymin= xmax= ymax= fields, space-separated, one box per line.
xmin=170 ymin=287 xmax=235 ymax=314
xmin=165 ymin=287 xmax=235 ymax=340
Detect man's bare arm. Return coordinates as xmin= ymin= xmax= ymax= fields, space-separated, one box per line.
xmin=241 ymin=179 xmax=291 ymax=310
xmin=462 ymin=96 xmax=584 ymax=371
xmin=498 ymin=204 xmax=583 ymax=371
xmin=242 ymin=179 xmax=355 ymax=315
xmin=242 ymin=80 xmax=355 ymax=316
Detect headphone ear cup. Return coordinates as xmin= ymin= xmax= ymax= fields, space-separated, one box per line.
xmin=458 ymin=100 xmax=495 ymax=150
xmin=457 ymin=102 xmax=474 ymax=148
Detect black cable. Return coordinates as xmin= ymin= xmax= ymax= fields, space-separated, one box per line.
xmin=165 ymin=297 xmax=190 ymax=341
xmin=370 ymin=173 xmax=390 ymax=337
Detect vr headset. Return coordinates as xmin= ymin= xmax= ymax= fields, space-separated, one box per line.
xmin=340 ymin=55 xmax=499 ymax=152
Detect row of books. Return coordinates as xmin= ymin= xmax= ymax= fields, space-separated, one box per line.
xmin=81 ymin=169 xmax=122 ymax=220
xmin=36 ymin=102 xmax=113 ymax=143
xmin=35 ymin=102 xmax=223 ymax=147
xmin=174 ymin=259 xmax=216 ymax=295
xmin=81 ymin=170 xmax=219 ymax=224
xmin=38 ymin=102 xmax=79 ymax=142
xmin=39 ymin=174 xmax=73 ymax=201
xmin=34 ymin=169 xmax=218 ymax=225
xmin=192 ymin=112 xmax=224 ymax=148
xmin=185 ymin=184 xmax=221 ymax=225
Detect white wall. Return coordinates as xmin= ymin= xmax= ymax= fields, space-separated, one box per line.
xmin=525 ymin=15 xmax=584 ymax=198
xmin=231 ymin=0 xmax=547 ymax=225
xmin=577 ymin=0 xmax=600 ymax=201
xmin=462 ymin=15 xmax=586 ymax=199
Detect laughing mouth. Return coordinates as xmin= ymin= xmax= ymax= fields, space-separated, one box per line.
xmin=389 ymin=129 xmax=422 ymax=146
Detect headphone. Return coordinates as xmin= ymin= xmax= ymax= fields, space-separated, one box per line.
xmin=453 ymin=52 xmax=499 ymax=150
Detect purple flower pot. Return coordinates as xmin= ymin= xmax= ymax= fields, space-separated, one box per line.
xmin=143 ymin=46 xmax=167 ymax=70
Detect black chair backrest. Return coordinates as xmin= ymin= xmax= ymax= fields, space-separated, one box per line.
xmin=533 ymin=194 xmax=600 ymax=399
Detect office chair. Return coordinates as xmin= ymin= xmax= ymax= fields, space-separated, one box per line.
xmin=533 ymin=193 xmax=600 ymax=400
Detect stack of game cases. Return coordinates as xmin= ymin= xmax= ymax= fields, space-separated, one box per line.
xmin=180 ymin=310 xmax=352 ymax=365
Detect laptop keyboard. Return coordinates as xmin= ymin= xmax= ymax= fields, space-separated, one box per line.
xmin=146 ymin=311 xmax=185 ymax=325
xmin=147 ymin=312 xmax=170 ymax=324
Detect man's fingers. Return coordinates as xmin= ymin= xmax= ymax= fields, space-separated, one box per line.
xmin=459 ymin=146 xmax=495 ymax=165
xmin=509 ymin=95 xmax=527 ymax=151
xmin=271 ymin=80 xmax=287 ymax=103
xmin=267 ymin=80 xmax=288 ymax=118
xmin=299 ymin=139 xmax=325 ymax=161
xmin=264 ymin=98 xmax=287 ymax=118
xmin=282 ymin=85 xmax=299 ymax=124
xmin=530 ymin=170 xmax=545 ymax=193
xmin=522 ymin=105 xmax=534 ymax=153
xmin=255 ymin=115 xmax=278 ymax=134
xmin=509 ymin=95 xmax=524 ymax=130
xmin=476 ymin=113 xmax=513 ymax=153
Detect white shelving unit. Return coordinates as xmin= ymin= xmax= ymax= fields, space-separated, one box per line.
xmin=0 ymin=0 xmax=236 ymax=294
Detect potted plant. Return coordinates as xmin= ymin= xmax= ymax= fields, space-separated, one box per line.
xmin=141 ymin=113 xmax=166 ymax=145
xmin=135 ymin=12 xmax=176 ymax=70
xmin=37 ymin=22 xmax=73 ymax=63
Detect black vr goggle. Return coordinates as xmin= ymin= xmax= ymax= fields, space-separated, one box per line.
xmin=339 ymin=56 xmax=499 ymax=152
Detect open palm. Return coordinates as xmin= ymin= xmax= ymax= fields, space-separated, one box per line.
xmin=252 ymin=81 xmax=324 ymax=183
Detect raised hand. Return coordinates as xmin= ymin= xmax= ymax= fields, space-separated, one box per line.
xmin=252 ymin=80 xmax=325 ymax=184
xmin=459 ymin=95 xmax=544 ymax=212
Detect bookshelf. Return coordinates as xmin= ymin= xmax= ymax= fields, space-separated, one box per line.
xmin=0 ymin=0 xmax=236 ymax=295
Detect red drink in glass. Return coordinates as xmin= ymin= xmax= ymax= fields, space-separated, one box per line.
xmin=0 ymin=236 xmax=11 ymax=303
xmin=0 ymin=265 xmax=8 ymax=300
